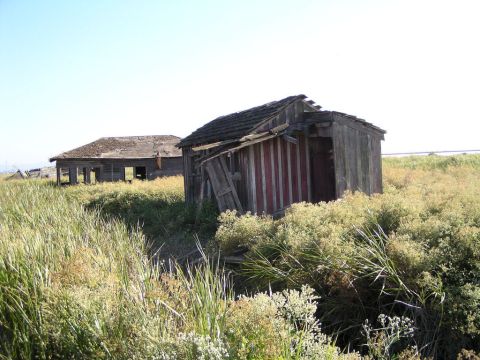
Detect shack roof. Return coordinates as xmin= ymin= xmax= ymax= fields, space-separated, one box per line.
xmin=178 ymin=95 xmax=307 ymax=147
xmin=178 ymin=94 xmax=386 ymax=148
xmin=50 ymin=135 xmax=181 ymax=162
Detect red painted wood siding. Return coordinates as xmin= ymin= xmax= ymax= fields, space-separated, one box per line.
xmin=263 ymin=141 xmax=274 ymax=213
xmin=254 ymin=143 xmax=264 ymax=213
xmin=299 ymin=135 xmax=308 ymax=201
xmin=290 ymin=140 xmax=299 ymax=203
xmin=247 ymin=135 xmax=310 ymax=214
xmin=282 ymin=137 xmax=290 ymax=207
xmin=273 ymin=138 xmax=282 ymax=209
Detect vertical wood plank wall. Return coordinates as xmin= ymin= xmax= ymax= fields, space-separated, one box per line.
xmin=182 ymin=101 xmax=384 ymax=214
xmin=244 ymin=134 xmax=310 ymax=214
xmin=332 ymin=120 xmax=383 ymax=197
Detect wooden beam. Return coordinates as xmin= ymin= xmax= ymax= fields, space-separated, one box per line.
xmin=296 ymin=137 xmax=302 ymax=200
xmin=277 ymin=137 xmax=284 ymax=209
xmin=69 ymin=167 xmax=78 ymax=184
xmin=305 ymin=136 xmax=312 ymax=201
xmin=199 ymin=133 xmax=281 ymax=166
xmin=240 ymin=123 xmax=288 ymax=142
xmin=283 ymin=134 xmax=298 ymax=145
xmin=192 ymin=124 xmax=289 ymax=152
xmin=260 ymin=142 xmax=267 ymax=213
xmin=287 ymin=142 xmax=293 ymax=205
xmin=83 ymin=167 xmax=91 ymax=184
xmin=248 ymin=146 xmax=257 ymax=213
xmin=219 ymin=157 xmax=243 ymax=212
xmin=192 ymin=139 xmax=237 ymax=152
xmin=270 ymin=140 xmax=277 ymax=211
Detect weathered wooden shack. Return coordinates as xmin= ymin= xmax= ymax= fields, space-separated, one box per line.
xmin=178 ymin=95 xmax=386 ymax=215
xmin=50 ymin=135 xmax=182 ymax=185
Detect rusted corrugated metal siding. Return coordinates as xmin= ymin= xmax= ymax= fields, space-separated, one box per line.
xmin=244 ymin=134 xmax=310 ymax=214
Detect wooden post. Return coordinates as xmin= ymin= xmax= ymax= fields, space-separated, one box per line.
xmin=84 ymin=167 xmax=91 ymax=184
xmin=69 ymin=167 xmax=78 ymax=184
xmin=56 ymin=167 xmax=61 ymax=186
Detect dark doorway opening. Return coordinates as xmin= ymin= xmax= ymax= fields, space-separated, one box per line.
xmin=310 ymin=137 xmax=336 ymax=202
xmin=93 ymin=168 xmax=101 ymax=183
xmin=134 ymin=166 xmax=147 ymax=180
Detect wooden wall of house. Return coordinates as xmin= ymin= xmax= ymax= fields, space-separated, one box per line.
xmin=182 ymin=99 xmax=384 ymax=214
xmin=56 ymin=157 xmax=182 ymax=183
xmin=331 ymin=114 xmax=383 ymax=197
xmin=182 ymin=99 xmax=315 ymax=208
xmin=151 ymin=157 xmax=184 ymax=177
xmin=243 ymin=135 xmax=310 ymax=214
xmin=182 ymin=147 xmax=196 ymax=204
xmin=183 ymin=134 xmax=311 ymax=215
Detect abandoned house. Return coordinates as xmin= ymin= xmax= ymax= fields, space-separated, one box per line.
xmin=177 ymin=94 xmax=386 ymax=215
xmin=50 ymin=135 xmax=183 ymax=185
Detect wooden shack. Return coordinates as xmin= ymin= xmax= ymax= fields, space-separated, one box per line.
xmin=177 ymin=95 xmax=386 ymax=215
xmin=50 ymin=135 xmax=182 ymax=185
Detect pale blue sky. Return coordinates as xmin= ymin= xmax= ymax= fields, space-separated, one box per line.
xmin=1 ymin=0 xmax=479 ymax=170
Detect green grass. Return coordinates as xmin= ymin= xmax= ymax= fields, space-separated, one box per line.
xmin=0 ymin=177 xmax=352 ymax=359
xmin=383 ymin=153 xmax=480 ymax=170
xmin=2 ymin=154 xmax=479 ymax=358
xmin=63 ymin=176 xmax=218 ymax=258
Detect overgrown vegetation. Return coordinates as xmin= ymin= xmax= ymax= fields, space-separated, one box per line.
xmin=0 ymin=178 xmax=351 ymax=359
xmin=64 ymin=176 xmax=218 ymax=258
xmin=1 ymin=154 xmax=479 ymax=358
xmin=216 ymin=154 xmax=480 ymax=358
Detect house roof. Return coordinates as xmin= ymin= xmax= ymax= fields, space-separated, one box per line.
xmin=50 ymin=135 xmax=181 ymax=162
xmin=178 ymin=95 xmax=307 ymax=147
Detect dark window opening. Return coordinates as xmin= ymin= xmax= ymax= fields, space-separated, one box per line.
xmin=134 ymin=166 xmax=147 ymax=180
xmin=93 ymin=167 xmax=101 ymax=183
xmin=310 ymin=137 xmax=336 ymax=202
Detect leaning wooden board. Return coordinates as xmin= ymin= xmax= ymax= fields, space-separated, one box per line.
xmin=204 ymin=156 xmax=243 ymax=212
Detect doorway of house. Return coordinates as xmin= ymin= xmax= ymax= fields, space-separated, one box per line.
xmin=93 ymin=167 xmax=101 ymax=183
xmin=310 ymin=137 xmax=336 ymax=202
xmin=134 ymin=166 xmax=147 ymax=180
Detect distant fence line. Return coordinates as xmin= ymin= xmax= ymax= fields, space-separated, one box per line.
xmin=382 ymin=149 xmax=480 ymax=156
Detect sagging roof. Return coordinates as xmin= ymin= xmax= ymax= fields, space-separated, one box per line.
xmin=178 ymin=95 xmax=307 ymax=147
xmin=50 ymin=135 xmax=181 ymax=162
xmin=179 ymin=94 xmax=386 ymax=148
xmin=304 ymin=111 xmax=386 ymax=135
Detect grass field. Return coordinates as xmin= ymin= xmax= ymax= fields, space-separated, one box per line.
xmin=0 ymin=176 xmax=348 ymax=359
xmin=0 ymin=154 xmax=479 ymax=359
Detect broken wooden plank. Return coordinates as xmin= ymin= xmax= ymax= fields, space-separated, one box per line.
xmin=192 ymin=139 xmax=238 ymax=151
xmin=204 ymin=156 xmax=243 ymax=212
xmin=283 ymin=134 xmax=298 ymax=145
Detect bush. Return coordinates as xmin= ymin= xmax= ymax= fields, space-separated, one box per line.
xmin=216 ymin=156 xmax=480 ymax=357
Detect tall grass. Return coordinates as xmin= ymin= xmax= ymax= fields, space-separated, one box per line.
xmin=0 ymin=179 xmax=351 ymax=359
xmin=66 ymin=176 xmax=218 ymax=258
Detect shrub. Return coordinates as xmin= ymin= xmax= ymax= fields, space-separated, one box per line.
xmin=215 ymin=210 xmax=276 ymax=254
xmin=217 ymin=156 xmax=480 ymax=357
